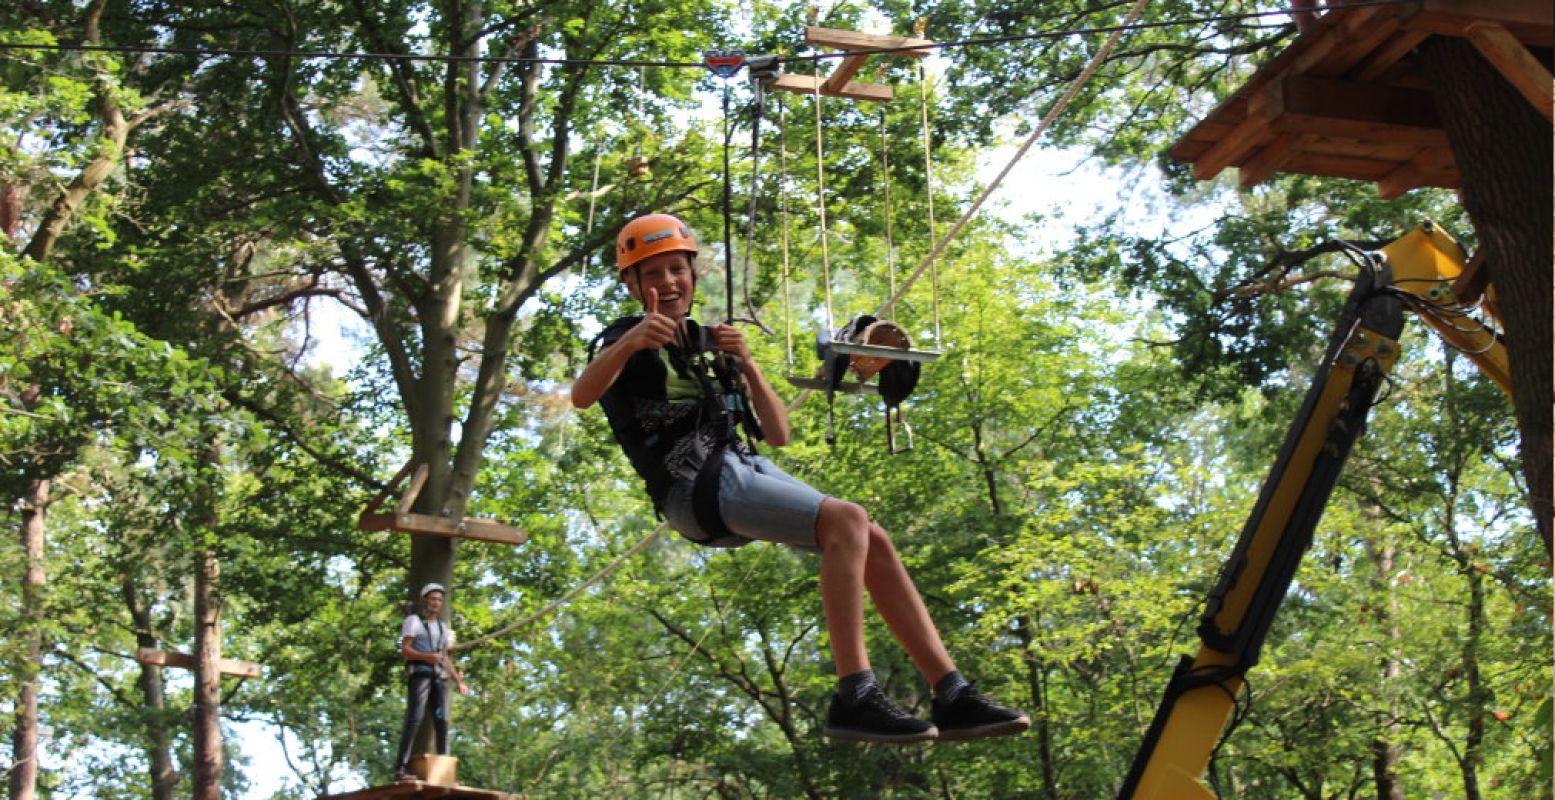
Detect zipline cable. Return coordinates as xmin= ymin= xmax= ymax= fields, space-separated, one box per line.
xmin=0 ymin=2 xmax=1410 ymax=68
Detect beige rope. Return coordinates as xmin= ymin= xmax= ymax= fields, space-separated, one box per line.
xmin=812 ymin=59 xmax=835 ymax=331
xmin=780 ymin=94 xmax=795 ymax=368
xmin=880 ymin=106 xmax=897 ymax=317
xmin=453 ymin=523 xmax=666 ymax=652
xmin=918 ymin=63 xmax=941 ymax=344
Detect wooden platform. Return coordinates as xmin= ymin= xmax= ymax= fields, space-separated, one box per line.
xmin=1169 ymin=0 xmax=1553 ymax=197
xmin=771 ymin=26 xmax=935 ymax=102
xmin=358 ymin=462 xmax=527 ymax=546
xmin=318 ymin=780 xmax=517 ymax=800
xmin=135 ymin=647 xmax=261 ymax=679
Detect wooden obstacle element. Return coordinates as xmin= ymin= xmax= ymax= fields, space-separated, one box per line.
xmin=135 ymin=647 xmax=261 ymax=679
xmin=1169 ymin=0 xmax=1553 ymax=197
xmin=358 ymin=462 xmax=527 ymax=546
xmin=770 ymin=26 xmax=935 ymax=102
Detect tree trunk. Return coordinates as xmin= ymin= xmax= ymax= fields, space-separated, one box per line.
xmin=1457 ymin=559 xmax=1487 ymax=800
xmin=7 ymin=479 xmax=48 ymax=800
xmin=1367 ymin=544 xmax=1405 ymax=800
xmin=124 ymin=577 xmax=178 ymax=800
xmin=1015 ymin=616 xmax=1055 ymax=799
xmin=1418 ymin=36 xmax=1554 ymax=554
xmin=23 ymin=0 xmax=128 ymax=265
xmin=191 ymin=440 xmax=224 ymax=800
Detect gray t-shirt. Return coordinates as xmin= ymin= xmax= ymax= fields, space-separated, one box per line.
xmin=401 ymin=614 xmax=454 ymax=677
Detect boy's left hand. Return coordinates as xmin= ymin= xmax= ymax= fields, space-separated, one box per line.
xmin=707 ymin=324 xmax=751 ymax=361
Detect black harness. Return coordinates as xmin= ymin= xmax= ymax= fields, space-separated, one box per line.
xmin=590 ymin=317 xmax=763 ymax=544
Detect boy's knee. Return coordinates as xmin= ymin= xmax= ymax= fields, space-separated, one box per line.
xmin=818 ymin=500 xmax=870 ymax=552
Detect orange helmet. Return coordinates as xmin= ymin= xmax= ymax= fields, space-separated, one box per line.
xmin=616 ymin=214 xmax=697 ymax=272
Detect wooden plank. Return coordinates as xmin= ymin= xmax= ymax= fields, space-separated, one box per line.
xmin=1282 ymin=152 xmax=1400 ymax=181
xmin=823 ymin=54 xmax=871 ymax=94
xmin=1299 ymin=134 xmax=1433 ymax=162
xmin=361 ymin=512 xmax=527 ymax=545
xmin=770 ymin=73 xmax=894 ymax=102
xmin=1401 ymin=0 xmax=1554 ymax=44
xmin=135 ymin=647 xmax=261 ymax=679
xmin=1265 ymin=75 xmax=1448 ymax=146
xmin=804 ymin=26 xmax=935 ymax=57
xmin=824 ymin=341 xmax=942 ymax=363
xmin=1464 ymin=21 xmax=1555 ymax=121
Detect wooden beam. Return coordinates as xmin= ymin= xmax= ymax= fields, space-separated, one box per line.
xmin=1237 ymin=132 xmax=1311 ymax=187
xmin=396 ymin=463 xmax=430 ymax=517
xmin=1354 ymin=30 xmax=1431 ymax=80
xmin=1377 ymin=146 xmax=1457 ymax=198
xmin=1464 ymin=21 xmax=1555 ymax=121
xmin=770 ymin=73 xmax=894 ymax=102
xmin=804 ymin=26 xmax=935 ymax=57
xmin=823 ymin=54 xmax=871 ymax=95
xmin=135 ymin=647 xmax=261 ymax=679
xmin=1190 ymin=113 xmax=1271 ymax=180
xmin=1265 ymin=76 xmax=1449 ymax=146
xmin=1401 ymin=0 xmax=1554 ymax=44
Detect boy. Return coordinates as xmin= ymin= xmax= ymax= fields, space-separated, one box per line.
xmin=571 ymin=213 xmax=1028 ymax=743
xmin=392 ymin=583 xmax=470 ymax=781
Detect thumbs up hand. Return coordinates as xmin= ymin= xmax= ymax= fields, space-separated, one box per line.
xmin=625 ymin=287 xmax=678 ymax=352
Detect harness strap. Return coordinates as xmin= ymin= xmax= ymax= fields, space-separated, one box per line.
xmin=690 ymin=442 xmax=736 ymax=543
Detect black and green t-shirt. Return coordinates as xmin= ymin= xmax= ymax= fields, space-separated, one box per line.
xmin=594 ymin=316 xmax=751 ymax=506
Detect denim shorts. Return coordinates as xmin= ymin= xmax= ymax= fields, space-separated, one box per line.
xmin=662 ymin=450 xmax=827 ymax=550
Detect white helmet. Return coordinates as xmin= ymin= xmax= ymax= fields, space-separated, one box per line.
xmin=419 ymin=582 xmax=446 ymax=598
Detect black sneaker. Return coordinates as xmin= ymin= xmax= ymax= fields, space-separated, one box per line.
xmin=392 ymin=767 xmax=416 ymax=783
xmin=931 ymin=683 xmax=1031 ymax=741
xmin=824 ymin=685 xmax=938 ymax=743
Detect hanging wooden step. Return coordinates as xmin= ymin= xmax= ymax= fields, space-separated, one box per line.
xmin=135 ymin=647 xmax=261 ymax=679
xmin=358 ymin=462 xmax=527 ymax=546
xmin=770 ymin=26 xmax=936 ymax=102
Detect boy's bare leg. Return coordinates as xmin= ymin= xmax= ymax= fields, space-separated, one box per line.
xmin=815 ymin=499 xmax=872 ymax=676
xmin=862 ymin=523 xmax=955 ymax=685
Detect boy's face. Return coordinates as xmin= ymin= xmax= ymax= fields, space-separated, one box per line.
xmin=422 ymin=591 xmax=444 ymax=617
xmin=625 ymin=251 xmax=695 ymax=318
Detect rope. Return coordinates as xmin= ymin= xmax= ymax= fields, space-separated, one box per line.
xmin=812 ymin=58 xmax=835 ymax=332
xmin=453 ymin=523 xmax=666 ymax=652
xmin=779 ymin=94 xmax=795 ymax=369
xmin=584 ymin=147 xmax=602 ymax=237
xmin=785 ymin=0 xmax=1151 ymax=415
xmin=918 ymin=63 xmax=942 ymax=345
xmin=880 ymin=106 xmax=898 ymax=316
